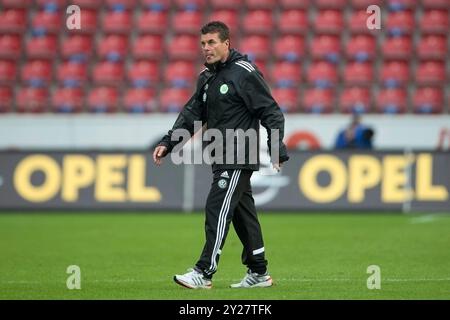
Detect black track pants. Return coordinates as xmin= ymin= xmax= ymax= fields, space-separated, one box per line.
xmin=195 ymin=169 xmax=268 ymax=278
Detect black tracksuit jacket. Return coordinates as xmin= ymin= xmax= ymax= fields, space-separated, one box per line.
xmin=158 ymin=49 xmax=289 ymax=172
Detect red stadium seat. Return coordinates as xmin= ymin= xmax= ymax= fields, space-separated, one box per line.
xmin=343 ymin=62 xmax=373 ymax=86
xmin=348 ymin=10 xmax=374 ymax=34
xmin=92 ymin=61 xmax=125 ymax=86
xmin=160 ymin=88 xmax=192 ymax=113
xmin=279 ymin=0 xmax=309 ymax=8
xmin=164 ymin=60 xmax=196 ymax=88
xmin=346 ymin=35 xmax=376 ymax=61
xmin=278 ymin=10 xmax=308 ymax=34
xmin=316 ymin=0 xmax=346 ymax=9
xmin=172 ymin=10 xmax=203 ymax=35
xmin=87 ymin=87 xmax=119 ymax=113
xmin=413 ymin=87 xmax=444 ymax=114
xmin=0 ymin=35 xmax=22 ymax=58
xmin=21 ymin=60 xmax=52 ymax=86
xmin=0 ymin=9 xmax=27 ymax=33
xmin=382 ymin=36 xmax=412 ymax=60
xmin=314 ymin=10 xmax=344 ymax=34
xmin=417 ymin=35 xmax=447 ymax=60
xmin=132 ymin=35 xmax=164 ymax=60
xmin=245 ymin=0 xmax=276 ymax=9
xmin=386 ymin=10 xmax=414 ymax=35
xmin=32 ymin=10 xmax=62 ymax=34
xmin=70 ymin=0 xmax=104 ymax=8
xmin=387 ymin=0 xmax=416 ymax=10
xmin=0 ymin=0 xmax=32 ymax=8
xmin=68 ymin=9 xmax=97 ymax=34
xmin=26 ymin=35 xmax=58 ymax=59
xmin=36 ymin=0 xmax=66 ymax=8
xmin=137 ymin=10 xmax=168 ymax=34
xmin=52 ymin=87 xmax=85 ymax=113
xmin=57 ymin=61 xmax=88 ymax=87
xmin=272 ymin=88 xmax=299 ymax=113
xmin=421 ymin=10 xmax=449 ymax=34
xmin=307 ymin=61 xmax=338 ymax=88
xmin=252 ymin=60 xmax=268 ymax=77
xmin=0 ymin=60 xmax=17 ymax=83
xmin=379 ymin=60 xmax=409 ymax=87
xmin=270 ymin=62 xmax=301 ymax=88
xmin=141 ymin=0 xmax=171 ymax=11
xmin=16 ymin=87 xmax=49 ymax=113
xmin=209 ymin=10 xmax=238 ymax=34
xmin=350 ymin=0 xmax=382 ymax=8
xmin=239 ymin=35 xmax=270 ymax=61
xmin=105 ymin=0 xmax=137 ymax=9
xmin=302 ymin=88 xmax=334 ymax=113
xmin=102 ymin=10 xmax=132 ymax=34
xmin=415 ymin=61 xmax=446 ymax=85
xmin=174 ymin=0 xmax=206 ymax=11
xmin=124 ymin=88 xmax=157 ymax=113
xmin=210 ymin=0 xmax=241 ymax=10
xmin=0 ymin=87 xmax=13 ymax=112
xmin=167 ymin=35 xmax=198 ymax=60
xmin=61 ymin=35 xmax=93 ymax=60
xmin=274 ymin=35 xmax=305 ymax=62
xmin=127 ymin=60 xmax=159 ymax=87
xmin=310 ymin=35 xmax=341 ymax=62
xmin=376 ymin=88 xmax=407 ymax=113
xmin=422 ymin=0 xmax=449 ymax=8
xmin=339 ymin=87 xmax=371 ymax=113
xmin=97 ymin=35 xmax=128 ymax=61
xmin=242 ymin=10 xmax=273 ymax=35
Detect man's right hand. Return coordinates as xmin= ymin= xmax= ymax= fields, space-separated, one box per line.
xmin=153 ymin=145 xmax=168 ymax=166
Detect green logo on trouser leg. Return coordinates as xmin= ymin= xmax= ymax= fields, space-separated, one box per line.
xmin=218 ymin=179 xmax=228 ymax=189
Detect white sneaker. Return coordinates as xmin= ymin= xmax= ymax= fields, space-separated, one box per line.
xmin=174 ymin=268 xmax=212 ymax=289
xmin=230 ymin=270 xmax=273 ymax=288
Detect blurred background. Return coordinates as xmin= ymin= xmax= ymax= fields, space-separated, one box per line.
xmin=0 ymin=0 xmax=448 ymax=114
xmin=0 ymin=0 xmax=449 ymax=300
xmin=0 ymin=0 xmax=449 ymax=212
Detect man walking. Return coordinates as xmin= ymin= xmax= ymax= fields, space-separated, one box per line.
xmin=153 ymin=21 xmax=289 ymax=289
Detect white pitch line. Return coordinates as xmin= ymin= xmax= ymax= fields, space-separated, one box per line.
xmin=409 ymin=213 xmax=450 ymax=224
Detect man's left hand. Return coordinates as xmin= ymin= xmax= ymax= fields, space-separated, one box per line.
xmin=273 ymin=163 xmax=282 ymax=172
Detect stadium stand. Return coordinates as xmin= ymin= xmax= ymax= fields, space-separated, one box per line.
xmin=339 ymin=86 xmax=371 ymax=113
xmin=0 ymin=59 xmax=16 ymax=83
xmin=380 ymin=60 xmax=410 ymax=88
xmin=209 ymin=9 xmax=238 ymax=34
xmin=302 ymin=88 xmax=334 ymax=113
xmin=0 ymin=86 xmax=13 ymax=112
xmin=271 ymin=87 xmax=299 ymax=113
xmin=87 ymin=86 xmax=119 ymax=113
xmin=128 ymin=60 xmax=159 ymax=87
xmin=413 ymin=86 xmax=444 ymax=114
xmin=51 ymin=86 xmax=84 ymax=113
xmin=278 ymin=9 xmax=308 ymax=34
xmin=376 ymin=88 xmax=408 ymax=113
xmin=0 ymin=0 xmax=448 ymax=113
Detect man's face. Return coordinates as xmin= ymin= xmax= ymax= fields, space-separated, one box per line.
xmin=201 ymin=32 xmax=230 ymax=64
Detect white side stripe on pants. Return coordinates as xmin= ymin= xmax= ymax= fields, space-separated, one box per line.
xmin=207 ymin=170 xmax=241 ymax=275
xmin=253 ymin=247 xmax=265 ymax=255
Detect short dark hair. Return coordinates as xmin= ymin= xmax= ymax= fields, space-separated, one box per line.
xmin=201 ymin=21 xmax=230 ymax=42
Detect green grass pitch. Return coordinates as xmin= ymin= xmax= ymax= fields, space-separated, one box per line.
xmin=0 ymin=212 xmax=449 ymax=300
